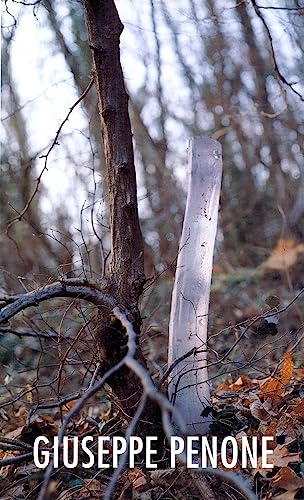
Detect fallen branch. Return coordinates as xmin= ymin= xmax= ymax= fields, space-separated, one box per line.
xmin=0 ymin=452 xmax=33 ymax=467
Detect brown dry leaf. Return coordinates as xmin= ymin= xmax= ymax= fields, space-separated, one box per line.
xmin=62 ymin=400 xmax=77 ymax=414
xmin=58 ymin=479 xmax=105 ymax=499
xmin=252 ymin=445 xmax=300 ymax=478
xmin=150 ymin=469 xmax=176 ymax=486
xmin=290 ymin=398 xmax=304 ymax=420
xmin=264 ymin=420 xmax=279 ymax=440
xmin=0 ymin=406 xmax=28 ymax=434
xmin=274 ymin=413 xmax=303 ymax=440
xmin=78 ymin=479 xmax=106 ymax=498
xmin=260 ymin=377 xmax=283 ymax=402
xmin=128 ymin=469 xmax=148 ymax=491
xmin=271 ymin=445 xmax=300 ymax=468
xmin=217 ymin=375 xmax=256 ymax=392
xmin=280 ymin=352 xmax=294 ymax=386
xmin=294 ymin=368 xmax=304 ymax=381
xmin=272 ymin=491 xmax=298 ymax=500
xmin=250 ymin=399 xmax=271 ymax=423
xmin=4 ymin=426 xmax=25 ymax=440
xmin=0 ymin=463 xmax=16 ymax=482
xmin=261 ymin=239 xmax=304 ymax=271
xmin=13 ymin=406 xmax=28 ymax=426
xmin=260 ymin=352 xmax=294 ymax=403
xmin=251 ymin=456 xmax=273 ymax=477
xmin=229 ymin=375 xmax=255 ymax=391
xmin=217 ymin=382 xmax=231 ymax=391
xmin=270 ymin=466 xmax=304 ymax=491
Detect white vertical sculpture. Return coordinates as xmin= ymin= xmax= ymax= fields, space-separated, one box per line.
xmin=168 ymin=136 xmax=223 ymax=435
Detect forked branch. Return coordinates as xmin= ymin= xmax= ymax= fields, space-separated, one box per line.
xmin=0 ymin=279 xmax=116 ymax=324
xmin=36 ymin=307 xmax=256 ymax=500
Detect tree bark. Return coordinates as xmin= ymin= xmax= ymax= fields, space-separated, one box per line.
xmin=81 ymin=1 xmax=160 ymax=425
xmin=83 ymin=0 xmax=145 ymax=308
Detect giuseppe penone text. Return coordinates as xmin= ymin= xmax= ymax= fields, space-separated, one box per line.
xmin=33 ymin=435 xmax=274 ymax=469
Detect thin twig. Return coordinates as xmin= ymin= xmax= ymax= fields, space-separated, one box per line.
xmin=35 ymin=306 xmax=256 ymax=500
xmin=6 ymin=76 xmax=94 ymax=232
xmin=251 ymin=0 xmax=303 ymax=101
xmin=0 ymin=452 xmax=33 ymax=467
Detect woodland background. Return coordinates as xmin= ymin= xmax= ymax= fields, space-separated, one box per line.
xmin=0 ymin=1 xmax=304 ymax=499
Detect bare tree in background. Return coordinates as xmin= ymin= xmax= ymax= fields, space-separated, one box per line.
xmin=1 ymin=1 xmax=304 ymax=498
xmin=0 ymin=0 xmax=160 ymax=438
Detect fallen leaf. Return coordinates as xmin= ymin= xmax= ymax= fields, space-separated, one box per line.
xmin=272 ymin=491 xmax=297 ymax=500
xmin=252 ymin=445 xmax=300 ymax=478
xmin=271 ymin=445 xmax=301 ymax=468
xmin=260 ymin=352 xmax=294 ymax=403
xmin=217 ymin=383 xmax=231 ymax=391
xmin=217 ymin=375 xmax=256 ymax=392
xmin=78 ymin=479 xmax=105 ymax=497
xmin=270 ymin=466 xmax=304 ymax=491
xmin=261 ymin=239 xmax=304 ymax=271
xmin=150 ymin=469 xmax=176 ymax=485
xmin=252 ymin=456 xmax=273 ymax=477
xmin=294 ymin=368 xmax=304 ymax=381
xmin=290 ymin=398 xmax=304 ymax=420
xmin=250 ymin=399 xmax=271 ymax=423
xmin=230 ymin=375 xmax=255 ymax=390
xmin=128 ymin=469 xmax=148 ymax=491
xmin=280 ymin=352 xmax=294 ymax=386
xmin=274 ymin=413 xmax=304 ymax=440
xmin=265 ymin=295 xmax=281 ymax=308
xmin=58 ymin=479 xmax=105 ymax=499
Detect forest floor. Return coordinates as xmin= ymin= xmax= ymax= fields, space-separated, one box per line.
xmin=0 ymin=246 xmax=303 ymax=499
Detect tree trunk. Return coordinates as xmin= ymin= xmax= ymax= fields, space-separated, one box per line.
xmin=82 ymin=1 xmax=161 ymax=427
xmin=83 ymin=0 xmax=145 ymax=307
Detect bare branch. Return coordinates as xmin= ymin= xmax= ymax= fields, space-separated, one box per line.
xmin=251 ymin=0 xmax=304 ymax=101
xmin=0 ymin=452 xmax=33 ymax=467
xmin=11 ymin=0 xmax=42 ymax=4
xmin=0 ymin=326 xmax=58 ymax=340
xmin=0 ymin=279 xmax=116 ymax=324
xmin=6 ymin=76 xmax=94 ymax=232
xmin=37 ymin=356 xmax=126 ymax=499
xmin=256 ymin=5 xmax=304 ymax=11
xmin=37 ymin=307 xmax=255 ymax=500
xmin=207 ymin=286 xmax=304 ymax=368
xmin=103 ymin=394 xmax=148 ymax=500
xmin=159 ymin=347 xmax=196 ymax=387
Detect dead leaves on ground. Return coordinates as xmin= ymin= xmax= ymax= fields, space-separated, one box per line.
xmin=0 ymin=350 xmax=303 ymax=499
xmin=217 ymin=351 xmax=295 ymax=405
xmin=271 ymin=466 xmax=304 ymax=491
xmin=57 ymin=479 xmax=106 ymax=499
xmin=260 ymin=352 xmax=294 ymax=403
xmin=213 ymin=351 xmax=304 ymax=499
